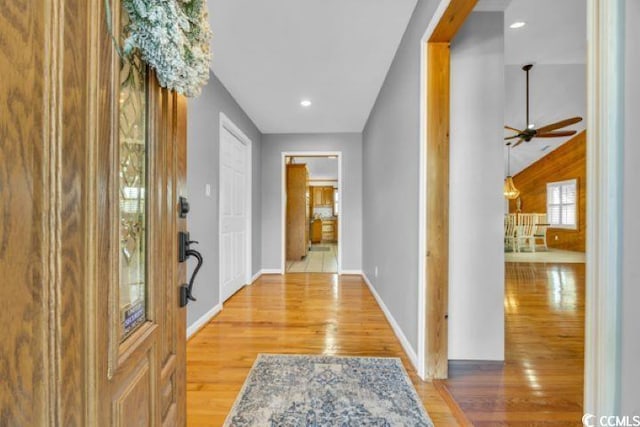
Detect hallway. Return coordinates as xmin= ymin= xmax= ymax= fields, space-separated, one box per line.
xmin=186 ymin=274 xmax=459 ymax=426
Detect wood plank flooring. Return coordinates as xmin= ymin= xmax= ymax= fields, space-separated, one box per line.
xmin=440 ymin=262 xmax=585 ymax=426
xmin=186 ymin=262 xmax=585 ymax=426
xmin=186 ymin=274 xmax=460 ymax=426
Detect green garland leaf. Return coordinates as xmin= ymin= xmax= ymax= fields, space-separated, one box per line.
xmin=122 ymin=0 xmax=212 ymax=97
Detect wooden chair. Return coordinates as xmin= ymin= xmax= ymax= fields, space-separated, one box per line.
xmin=504 ymin=213 xmax=517 ymax=252
xmin=533 ymin=213 xmax=549 ymax=251
xmin=515 ymin=213 xmax=537 ymax=252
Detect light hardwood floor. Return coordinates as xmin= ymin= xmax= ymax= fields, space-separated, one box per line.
xmin=186 ymin=262 xmax=585 ymax=426
xmin=440 ymin=262 xmax=585 ymax=426
xmin=186 ymin=273 xmax=461 ymax=426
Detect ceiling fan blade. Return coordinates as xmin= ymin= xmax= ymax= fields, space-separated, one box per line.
xmin=536 ymin=130 xmax=578 ymax=138
xmin=512 ymin=138 xmax=525 ymax=148
xmin=504 ymin=134 xmax=522 ymax=140
xmin=536 ymin=116 xmax=583 ymax=134
xmin=504 ymin=125 xmax=523 ymax=133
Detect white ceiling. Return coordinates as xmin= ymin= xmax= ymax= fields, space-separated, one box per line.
xmin=209 ymin=0 xmax=418 ymax=134
xmin=504 ymin=0 xmax=587 ymax=66
xmin=476 ymin=0 xmax=587 ymax=175
xmin=209 ymin=0 xmax=586 ymax=172
xmin=291 ymin=156 xmax=339 ymax=180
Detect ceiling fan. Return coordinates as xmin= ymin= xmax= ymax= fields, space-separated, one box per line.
xmin=505 ymin=64 xmax=582 ymax=148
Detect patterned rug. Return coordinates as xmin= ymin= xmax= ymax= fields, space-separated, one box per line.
xmin=224 ymin=354 xmax=434 ymax=426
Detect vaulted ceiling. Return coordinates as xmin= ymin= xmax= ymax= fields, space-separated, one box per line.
xmin=477 ymin=0 xmax=587 ymax=174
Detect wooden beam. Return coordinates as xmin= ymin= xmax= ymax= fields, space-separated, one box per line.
xmin=429 ymin=0 xmax=478 ymax=43
xmin=425 ymin=42 xmax=451 ymax=379
xmin=423 ymin=0 xmax=477 ymax=380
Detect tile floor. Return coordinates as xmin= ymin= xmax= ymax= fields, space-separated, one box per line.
xmin=286 ymin=243 xmax=338 ymax=273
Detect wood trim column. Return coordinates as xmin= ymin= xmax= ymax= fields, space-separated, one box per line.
xmin=423 ymin=0 xmax=477 ymax=380
xmin=425 ymin=42 xmax=451 ymax=379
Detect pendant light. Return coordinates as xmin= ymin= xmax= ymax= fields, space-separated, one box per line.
xmin=503 ymin=143 xmax=520 ymax=199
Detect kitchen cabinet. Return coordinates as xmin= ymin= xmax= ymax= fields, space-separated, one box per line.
xmin=312 ymin=187 xmax=324 ymax=207
xmin=311 ymin=186 xmax=335 ymax=207
xmin=323 ymin=187 xmax=334 ymax=206
xmin=286 ymin=164 xmax=309 ymax=260
xmin=311 ymin=219 xmax=322 ymax=243
xmin=321 ymin=219 xmax=337 ymax=242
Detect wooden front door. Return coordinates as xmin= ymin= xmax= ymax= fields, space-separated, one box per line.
xmin=0 ymin=1 xmax=187 ymax=425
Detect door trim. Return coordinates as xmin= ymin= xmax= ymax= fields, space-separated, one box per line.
xmin=417 ymin=0 xmax=478 ymax=381
xmin=280 ymin=151 xmax=343 ymax=274
xmin=416 ymin=0 xmax=452 ymax=383
xmin=584 ymin=0 xmax=625 ymax=415
xmin=218 ymin=113 xmax=253 ymax=305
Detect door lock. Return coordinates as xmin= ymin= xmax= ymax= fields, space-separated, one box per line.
xmin=179 ymin=196 xmax=190 ymax=218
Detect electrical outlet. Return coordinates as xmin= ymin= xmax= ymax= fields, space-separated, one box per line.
xmin=374 ymin=266 xmax=379 ymax=278
xmin=205 ymin=184 xmax=211 ymax=197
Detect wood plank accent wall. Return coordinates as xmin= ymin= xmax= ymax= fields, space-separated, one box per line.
xmin=509 ymin=131 xmax=587 ymax=252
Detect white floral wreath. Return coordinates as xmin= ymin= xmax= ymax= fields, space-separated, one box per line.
xmin=121 ymin=0 xmax=212 ymax=97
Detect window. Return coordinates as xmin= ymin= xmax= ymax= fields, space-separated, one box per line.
xmin=546 ymin=179 xmax=578 ymax=229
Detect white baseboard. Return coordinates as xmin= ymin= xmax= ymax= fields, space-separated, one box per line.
xmin=261 ymin=268 xmax=283 ymax=275
xmin=187 ymin=303 xmax=222 ymax=339
xmin=361 ymin=273 xmax=419 ymax=371
xmin=340 ymin=269 xmax=363 ymax=275
xmin=250 ymin=270 xmax=262 ymax=284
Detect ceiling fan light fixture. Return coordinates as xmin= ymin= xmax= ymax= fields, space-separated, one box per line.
xmin=504 ymin=176 xmax=520 ymax=199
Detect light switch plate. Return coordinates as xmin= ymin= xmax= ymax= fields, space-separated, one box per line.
xmin=205 ymin=184 xmax=211 ymax=197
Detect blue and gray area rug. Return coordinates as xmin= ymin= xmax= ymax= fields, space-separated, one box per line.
xmin=224 ymin=354 xmax=434 ymax=426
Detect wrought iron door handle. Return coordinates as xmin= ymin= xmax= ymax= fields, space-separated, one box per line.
xmin=182 ymin=248 xmax=203 ymax=303
xmin=178 ymin=231 xmax=204 ymax=307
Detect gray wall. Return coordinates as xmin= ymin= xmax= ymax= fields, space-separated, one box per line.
xmin=186 ymin=71 xmax=262 ymax=328
xmin=621 ymin=0 xmax=640 ymax=415
xmin=362 ymin=0 xmax=440 ymax=351
xmin=449 ymin=12 xmax=505 ymax=360
xmin=260 ymin=133 xmax=363 ymax=271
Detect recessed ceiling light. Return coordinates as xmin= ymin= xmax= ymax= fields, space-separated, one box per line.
xmin=300 ymin=99 xmax=312 ymax=107
xmin=510 ymin=21 xmax=526 ymax=29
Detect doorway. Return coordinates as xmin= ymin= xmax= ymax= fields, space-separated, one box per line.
xmin=281 ymin=152 xmax=342 ymax=274
xmin=219 ymin=113 xmax=252 ymax=303
xmin=419 ymin=0 xmax=619 ymax=421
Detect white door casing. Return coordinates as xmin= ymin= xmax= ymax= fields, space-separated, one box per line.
xmin=219 ymin=113 xmax=252 ymax=303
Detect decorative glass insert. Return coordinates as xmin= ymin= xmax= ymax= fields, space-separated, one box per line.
xmin=118 ymin=6 xmax=148 ymax=342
